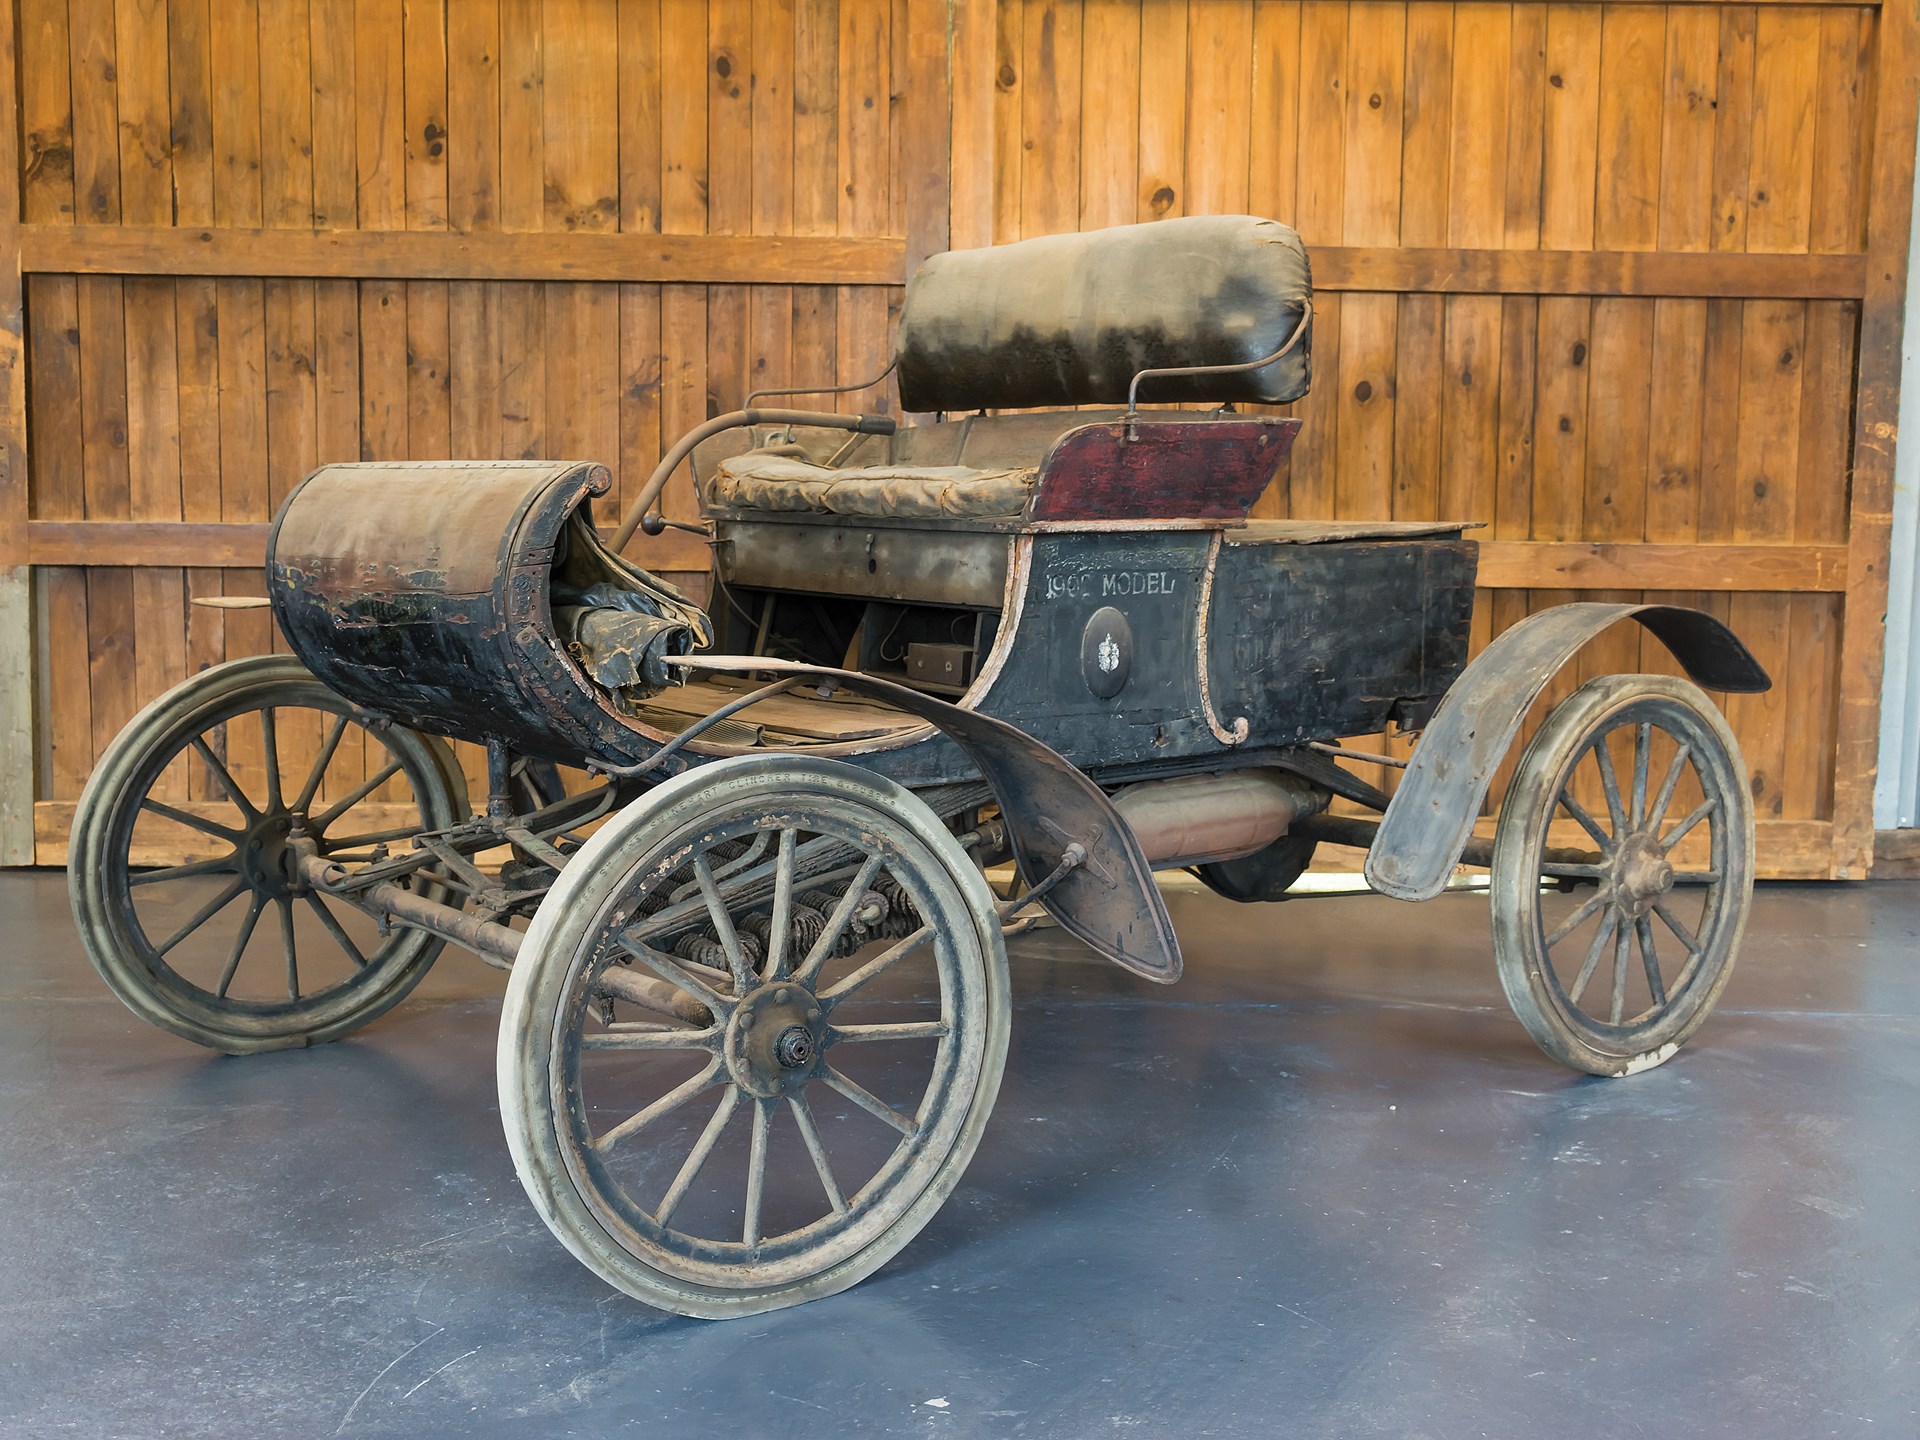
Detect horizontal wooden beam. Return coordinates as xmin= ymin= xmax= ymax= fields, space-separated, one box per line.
xmin=19 ymin=225 xmax=909 ymax=286
xmin=1312 ymin=248 xmax=1867 ymax=299
xmin=25 ymin=519 xmax=711 ymax=570
xmin=31 ymin=524 xmax=1847 ymax=594
xmin=20 ymin=225 xmax=1866 ymax=299
xmin=1475 ymin=541 xmax=1849 ymax=592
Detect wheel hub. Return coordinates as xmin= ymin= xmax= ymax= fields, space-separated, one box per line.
xmin=238 ymin=812 xmax=301 ymax=899
xmin=1607 ymin=832 xmax=1675 ymax=919
xmin=724 ymin=983 xmax=826 ymax=1098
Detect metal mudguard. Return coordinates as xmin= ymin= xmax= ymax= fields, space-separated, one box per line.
xmin=672 ymin=656 xmax=1182 ymax=984
xmin=1364 ymin=603 xmax=1772 ymax=902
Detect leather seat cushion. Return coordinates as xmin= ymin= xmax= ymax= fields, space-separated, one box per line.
xmin=705 ymin=451 xmax=1035 ymax=520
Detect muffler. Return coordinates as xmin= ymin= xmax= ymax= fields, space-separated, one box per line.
xmin=1111 ymin=769 xmax=1324 ymax=869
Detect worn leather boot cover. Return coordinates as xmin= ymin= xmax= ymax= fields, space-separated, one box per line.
xmin=896 ymin=214 xmax=1313 ymax=414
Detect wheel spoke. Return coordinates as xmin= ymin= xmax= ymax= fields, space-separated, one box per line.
xmin=140 ymin=797 xmax=244 ymax=845
xmin=1543 ymin=891 xmax=1607 ymax=950
xmin=656 ymin=1086 xmax=741 ymax=1228
xmin=1566 ymin=911 xmax=1616 ymax=1005
xmin=303 ymin=892 xmax=368 ymax=968
xmin=691 ymin=852 xmax=752 ymax=995
xmin=580 ymin=1024 xmax=722 ymax=1051
xmin=1609 ymin=918 xmax=1632 ymax=1025
xmin=259 ymin=707 xmax=284 ymax=811
xmin=1636 ymin=915 xmax=1667 ymax=1007
xmin=278 ymin=896 xmax=300 ymax=999
xmin=743 ymin=1098 xmax=771 ymax=1247
xmin=1631 ymin=722 xmax=1651 ymax=827
xmin=1652 ymin=897 xmax=1704 ymax=956
xmin=153 ymin=875 xmax=250 ymax=957
xmin=189 ymin=735 xmax=260 ymax=823
xmin=787 ymin=1091 xmax=847 ymax=1216
xmin=792 ymin=852 xmax=887 ymax=987
xmin=1557 ymin=791 xmax=1614 ymax=851
xmin=823 ymin=1064 xmax=919 ymax=1137
xmin=309 ymin=759 xmax=403 ymax=832
xmin=616 ymin=935 xmax=733 ymax=1016
xmin=1661 ymin=797 xmax=1717 ymax=852
xmin=1593 ymin=738 xmax=1627 ymax=833
xmin=829 ymin=1020 xmax=950 ymax=1044
xmin=1648 ymin=743 xmax=1692 ymax=831
xmin=214 ymin=893 xmax=268 ymax=997
xmin=763 ymin=829 xmax=796 ymax=980
xmin=819 ymin=926 xmax=933 ymax=1005
xmin=292 ymin=714 xmax=350 ymax=815
xmin=128 ymin=853 xmax=239 ymax=887
xmin=594 ymin=1057 xmax=723 ymax=1152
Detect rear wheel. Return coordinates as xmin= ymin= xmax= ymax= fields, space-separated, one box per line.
xmin=69 ymin=655 xmax=469 ymax=1053
xmin=1491 ymin=674 xmax=1753 ymax=1076
xmin=500 ymin=755 xmax=1010 ymax=1317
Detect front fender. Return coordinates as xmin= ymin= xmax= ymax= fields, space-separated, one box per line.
xmin=1365 ymin=603 xmax=1770 ymax=902
xmin=670 ymin=655 xmax=1181 ymax=983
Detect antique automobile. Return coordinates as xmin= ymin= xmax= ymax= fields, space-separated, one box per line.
xmin=69 ymin=215 xmax=1767 ymax=1318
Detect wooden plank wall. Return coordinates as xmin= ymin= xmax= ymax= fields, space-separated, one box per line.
xmin=952 ymin=0 xmax=1918 ymax=878
xmin=4 ymin=0 xmax=1916 ymax=878
xmin=11 ymin=0 xmax=939 ymax=856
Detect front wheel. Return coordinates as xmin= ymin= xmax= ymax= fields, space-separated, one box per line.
xmin=1491 ymin=674 xmax=1754 ymax=1076
xmin=499 ymin=755 xmax=1011 ymax=1318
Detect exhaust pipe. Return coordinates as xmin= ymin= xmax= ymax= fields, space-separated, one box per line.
xmin=1111 ymin=769 xmax=1324 ymax=870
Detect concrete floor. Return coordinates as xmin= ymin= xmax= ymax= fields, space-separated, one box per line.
xmin=1 ymin=869 xmax=1915 ymax=1439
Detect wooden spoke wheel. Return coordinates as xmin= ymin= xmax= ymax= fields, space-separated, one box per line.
xmin=68 ymin=655 xmax=469 ymax=1054
xmin=1491 ymin=674 xmax=1754 ymax=1076
xmin=499 ymin=756 xmax=1010 ymax=1318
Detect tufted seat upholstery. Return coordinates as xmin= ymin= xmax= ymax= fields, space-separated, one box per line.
xmin=704 ymin=450 xmax=1036 ymax=521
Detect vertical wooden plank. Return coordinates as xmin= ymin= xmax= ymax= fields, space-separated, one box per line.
xmin=448 ymin=0 xmax=502 ymax=471
xmin=446 ymin=0 xmax=501 ymax=230
xmin=839 ymin=0 xmax=892 ymax=410
xmin=1079 ymin=0 xmax=1140 ymax=230
xmin=949 ymin=0 xmax=997 ymax=249
xmin=1540 ymin=3 xmax=1599 ymax=250
xmin=1745 ymin=6 xmax=1818 ymax=256
xmin=1248 ymin=1 xmax=1301 ymax=227
xmin=1135 ymin=0 xmax=1187 ymax=223
xmin=1708 ymin=6 xmax=1756 ymax=254
xmin=619 ymin=0 xmax=663 ymax=233
xmin=902 ymin=0 xmax=950 ymax=272
xmin=0 ymin=0 xmax=34 ymax=858
xmin=1829 ymin=0 xmax=1915 ymax=873
xmin=1592 ymin=5 xmax=1663 ymax=253
xmin=20 ymin=0 xmax=76 ymax=224
xmin=308 ymin=0 xmax=356 ymax=226
xmin=1293 ymin=1 xmax=1346 ymax=247
xmin=1439 ymin=4 xmax=1507 ymax=529
xmin=991 ymin=0 xmax=1024 ymax=238
xmin=115 ymin=0 xmax=189 ymax=785
xmin=1399 ymin=3 xmax=1452 ymax=249
xmin=1185 ymin=0 xmax=1252 ymax=218
xmin=1530 ymin=298 xmax=1589 ymax=540
xmin=744 ymin=0 xmax=795 ymax=436
xmin=1333 ymin=3 xmax=1402 ymax=522
xmin=1019 ymin=0 xmax=1078 ymax=238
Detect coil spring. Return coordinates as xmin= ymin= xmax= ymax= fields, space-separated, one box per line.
xmin=870 ymin=873 xmax=923 ymax=939
xmin=673 ymin=926 xmax=763 ymax=973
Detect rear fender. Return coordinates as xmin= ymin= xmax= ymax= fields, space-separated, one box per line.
xmin=1365 ymin=603 xmax=1770 ymax=902
xmin=671 ymin=656 xmax=1181 ymax=983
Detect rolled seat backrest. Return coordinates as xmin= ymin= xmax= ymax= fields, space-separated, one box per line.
xmin=895 ymin=214 xmax=1313 ymax=414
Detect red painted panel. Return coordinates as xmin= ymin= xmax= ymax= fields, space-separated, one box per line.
xmin=1028 ymin=419 xmax=1302 ymax=522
